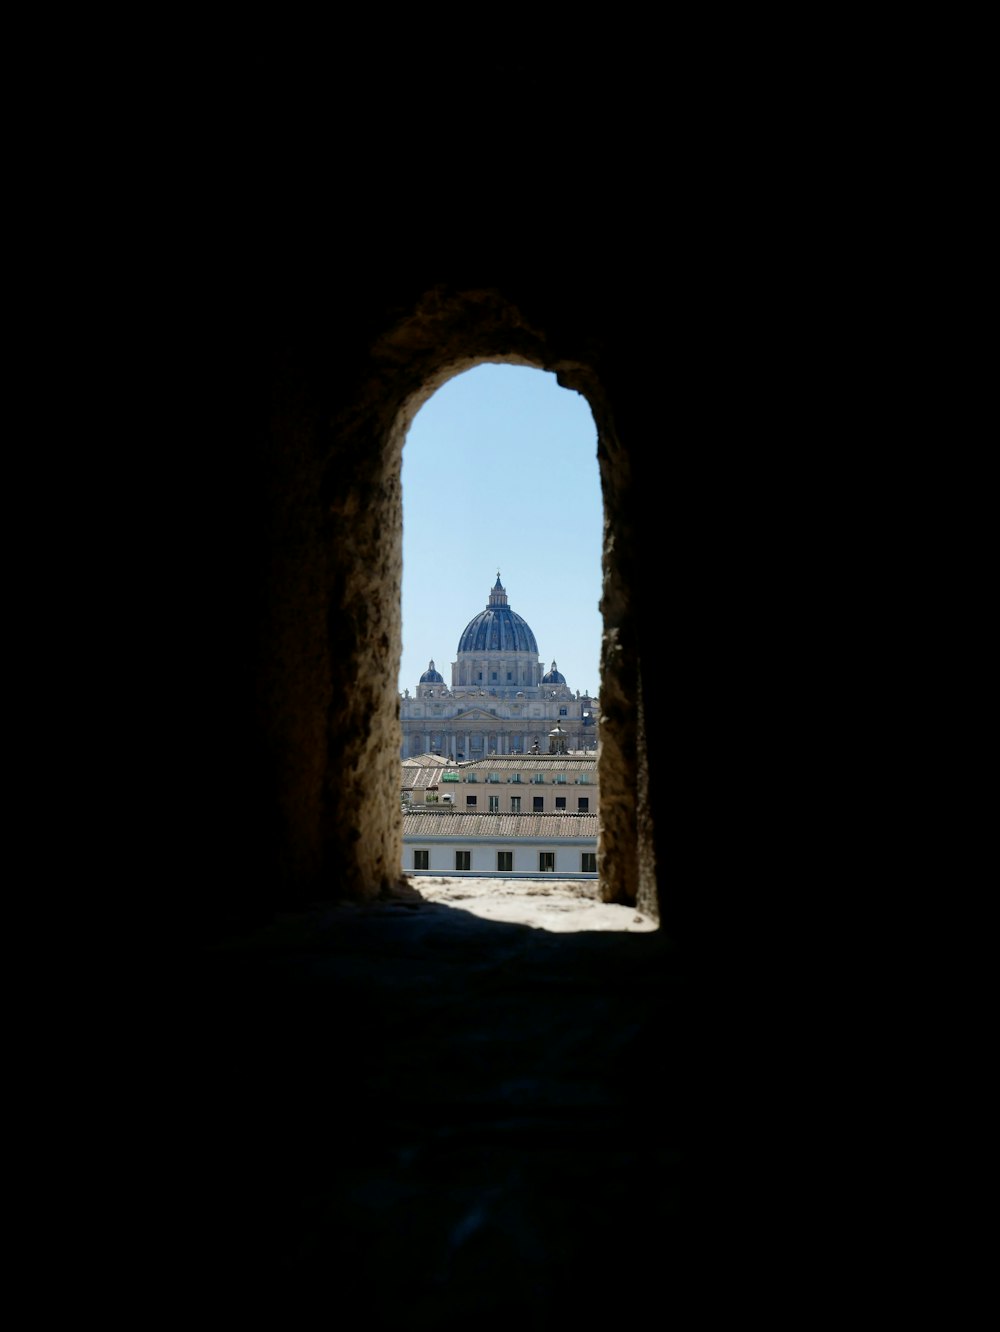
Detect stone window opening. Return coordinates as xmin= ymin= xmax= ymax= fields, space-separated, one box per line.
xmin=316 ymin=319 xmax=656 ymax=921
xmin=174 ymin=266 xmax=674 ymax=1326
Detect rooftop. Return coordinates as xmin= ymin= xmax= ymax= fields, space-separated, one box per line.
xmin=459 ymin=754 xmax=597 ymax=771
xmin=401 ymin=810 xmax=599 ymax=839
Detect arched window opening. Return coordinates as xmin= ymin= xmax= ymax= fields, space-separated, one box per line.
xmin=397 ymin=362 xmax=639 ymax=929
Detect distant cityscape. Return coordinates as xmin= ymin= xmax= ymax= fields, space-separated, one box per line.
xmin=399 ymin=573 xmax=598 ymax=760
xmin=400 ymin=574 xmax=600 ymax=878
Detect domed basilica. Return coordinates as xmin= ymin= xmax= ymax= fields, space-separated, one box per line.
xmin=400 ymin=574 xmax=599 ymax=759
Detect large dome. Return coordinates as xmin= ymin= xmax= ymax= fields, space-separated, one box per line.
xmin=419 ymin=660 xmax=444 ymax=683
xmin=457 ymin=574 xmax=538 ymax=655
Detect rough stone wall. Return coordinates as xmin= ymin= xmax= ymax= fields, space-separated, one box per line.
xmin=219 ymin=279 xmax=661 ymax=926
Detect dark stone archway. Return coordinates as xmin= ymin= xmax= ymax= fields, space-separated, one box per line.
xmin=203 ymin=282 xmax=661 ymax=925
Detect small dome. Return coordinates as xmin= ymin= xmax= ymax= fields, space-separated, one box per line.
xmin=541 ymin=660 xmax=566 ymax=685
xmin=419 ymin=659 xmax=444 ymax=684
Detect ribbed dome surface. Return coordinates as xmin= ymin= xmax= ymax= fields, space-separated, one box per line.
xmin=541 ymin=661 xmax=566 ymax=684
xmin=419 ymin=660 xmax=444 ymax=683
xmin=457 ymin=575 xmax=538 ymax=655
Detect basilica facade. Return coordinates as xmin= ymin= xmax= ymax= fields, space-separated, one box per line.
xmin=399 ymin=574 xmax=599 ymax=760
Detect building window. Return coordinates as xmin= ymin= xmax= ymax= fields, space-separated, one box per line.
xmin=533 ymin=796 xmax=544 ymax=811
xmin=555 ymin=797 xmax=566 ymax=810
xmin=509 ymin=773 xmax=521 ymax=783
xmin=466 ymin=796 xmax=477 ymax=807
xmin=414 ymin=850 xmax=429 ymax=870
xmin=488 ymin=772 xmax=501 ymax=783
xmin=510 ymin=796 xmax=521 ymax=813
xmin=506 ymin=672 xmax=513 ymax=681
xmin=497 ymin=851 xmax=512 ymax=872
xmin=465 ymin=774 xmax=477 ymax=783
xmin=577 ymin=774 xmax=590 ymax=784
xmin=455 ymin=851 xmax=471 ymax=871
xmin=426 ymin=792 xmax=439 ymax=803
xmin=491 ymin=672 xmax=497 ymax=681
xmin=489 ymin=795 xmax=499 ymax=812
xmin=539 ymin=852 xmax=555 ymax=872
xmin=577 ymin=797 xmax=589 ymax=812
xmin=555 ymin=774 xmax=567 ymax=784
xmin=559 ymin=707 xmax=567 ymax=716
xmin=581 ymin=853 xmax=597 ymax=873
xmin=532 ymin=773 xmax=544 ymax=784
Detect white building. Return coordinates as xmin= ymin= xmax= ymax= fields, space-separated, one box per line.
xmin=402 ymin=753 xmax=599 ymax=816
xmin=402 ymin=809 xmax=598 ymax=879
xmin=399 ymin=573 xmax=598 ymax=760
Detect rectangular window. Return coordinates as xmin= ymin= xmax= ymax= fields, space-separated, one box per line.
xmin=509 ymin=773 xmax=521 ymax=783
xmin=555 ymin=774 xmax=567 ymax=784
xmin=466 ymin=795 xmax=477 ymax=807
xmin=506 ymin=672 xmax=513 ymax=681
xmin=539 ymin=852 xmax=555 ymax=872
xmin=555 ymin=797 xmax=566 ymax=810
xmin=455 ymin=851 xmax=471 ymax=871
xmin=577 ymin=797 xmax=589 ymax=812
xmin=491 ymin=672 xmax=497 ymax=681
xmin=510 ymin=796 xmax=521 ymax=813
xmin=497 ymin=851 xmax=512 ymax=872
xmin=576 ymin=774 xmax=590 ymax=784
xmin=559 ymin=706 xmax=567 ymax=716
xmin=414 ymin=850 xmax=429 ymax=870
xmin=581 ymin=853 xmax=597 ymax=873
xmin=488 ymin=772 xmax=501 ymax=783
xmin=466 ymin=774 xmax=477 ymax=783
xmin=489 ymin=795 xmax=499 ymax=812
xmin=532 ymin=773 xmax=544 ymax=784
xmin=533 ymin=796 xmax=544 ymax=811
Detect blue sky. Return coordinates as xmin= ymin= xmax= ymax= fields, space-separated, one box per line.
xmin=400 ymin=363 xmax=602 ymax=698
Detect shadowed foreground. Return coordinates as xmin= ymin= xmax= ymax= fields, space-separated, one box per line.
xmin=169 ymin=881 xmax=684 ymax=1325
